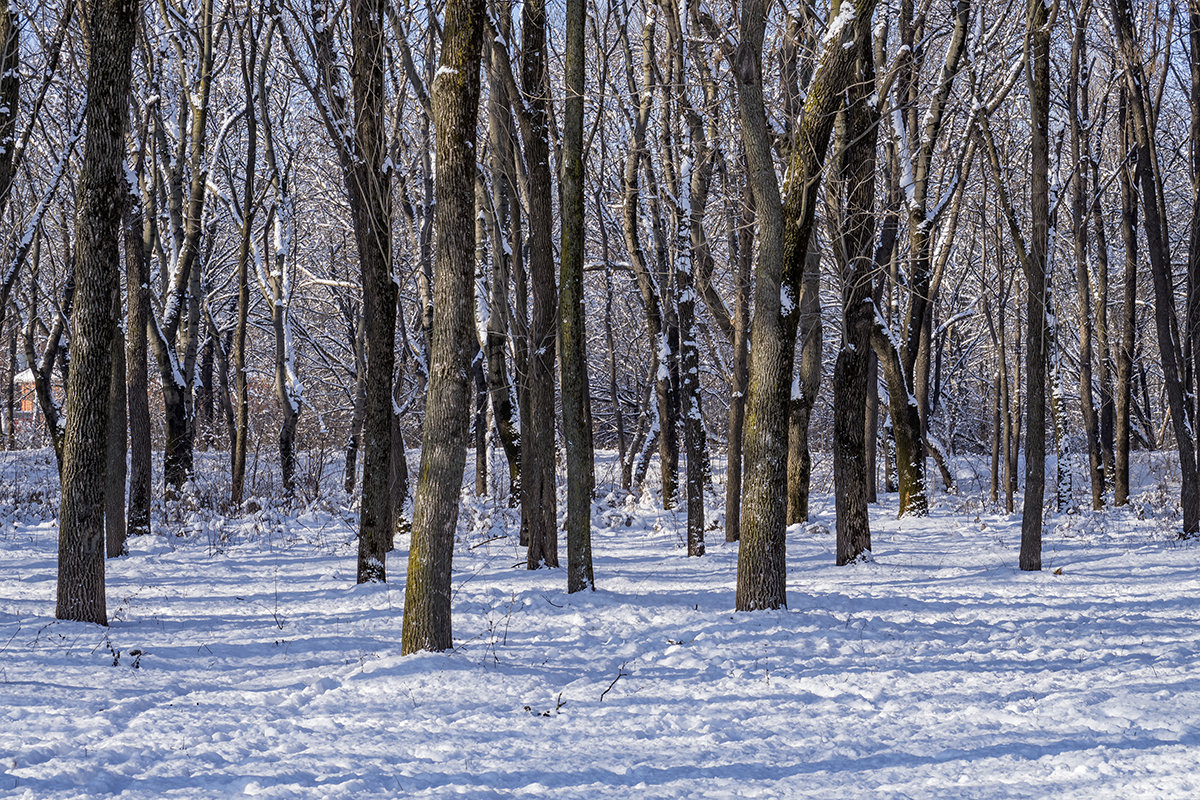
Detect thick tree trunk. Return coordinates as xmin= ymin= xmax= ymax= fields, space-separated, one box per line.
xmin=735 ymin=0 xmax=878 ymax=611
xmin=57 ymin=0 xmax=138 ymax=625
xmin=162 ymin=385 xmax=192 ymax=495
xmin=401 ymin=0 xmax=483 ymax=654
xmin=562 ymin=0 xmax=595 ymax=589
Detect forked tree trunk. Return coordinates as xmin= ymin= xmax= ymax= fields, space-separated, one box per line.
xmin=735 ymin=0 xmax=878 ymax=611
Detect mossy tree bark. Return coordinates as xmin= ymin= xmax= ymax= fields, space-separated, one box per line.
xmin=401 ymin=0 xmax=484 ymax=654
xmin=735 ymin=0 xmax=879 ymax=611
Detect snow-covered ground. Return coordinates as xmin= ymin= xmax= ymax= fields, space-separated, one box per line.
xmin=1 ymin=449 xmax=1198 ymax=799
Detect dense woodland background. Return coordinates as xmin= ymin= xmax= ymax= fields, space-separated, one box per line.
xmin=4 ymin=0 xmax=1200 ymax=644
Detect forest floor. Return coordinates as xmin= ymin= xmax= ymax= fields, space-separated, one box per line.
xmin=0 ymin=448 xmax=1197 ymax=798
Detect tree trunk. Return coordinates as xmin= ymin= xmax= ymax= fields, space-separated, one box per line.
xmin=401 ymin=0 xmax=483 ymax=653
xmin=833 ymin=37 xmax=878 ymax=565
xmin=521 ymin=0 xmax=559 ymax=569
xmin=231 ymin=160 xmax=254 ymax=507
xmin=5 ymin=326 xmax=14 ymax=449
xmin=1112 ymin=0 xmax=1200 ymax=533
xmin=482 ymin=72 xmax=521 ymax=502
xmin=786 ymin=245 xmax=822 ymax=525
xmin=1020 ymin=0 xmax=1052 ymax=571
xmin=348 ymin=0 xmax=397 ymax=582
xmin=725 ymin=157 xmax=753 ymax=542
xmin=1115 ymin=86 xmax=1138 ymax=506
xmin=105 ymin=315 xmax=127 ymax=558
xmin=562 ymin=0 xmax=595 ymax=589
xmin=735 ymin=0 xmax=878 ymax=611
xmin=125 ymin=165 xmax=152 ymax=538
xmin=57 ymin=0 xmax=138 ymax=625
xmin=1069 ymin=0 xmax=1104 ymax=509
xmin=389 ymin=409 xmax=409 ymax=546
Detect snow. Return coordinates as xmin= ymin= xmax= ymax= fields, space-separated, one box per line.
xmin=1 ymin=450 xmax=1199 ymax=798
xmin=821 ymin=2 xmax=857 ymax=48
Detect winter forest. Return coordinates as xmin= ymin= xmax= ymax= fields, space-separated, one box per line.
xmin=2 ymin=0 xmax=1200 ymax=796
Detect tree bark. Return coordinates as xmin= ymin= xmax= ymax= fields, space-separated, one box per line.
xmin=401 ymin=0 xmax=484 ymax=654
xmin=1020 ymin=0 xmax=1053 ymax=571
xmin=57 ymin=0 xmax=138 ymax=625
xmin=1115 ymin=86 xmax=1138 ymax=506
xmin=521 ymin=0 xmax=559 ymax=569
xmin=833 ymin=36 xmax=878 ymax=565
xmin=735 ymin=0 xmax=879 ymax=611
xmin=1069 ymin=0 xmax=1104 ymax=509
xmin=105 ymin=312 xmax=127 ymax=559
xmin=786 ymin=245 xmax=822 ymax=525
xmin=1112 ymin=0 xmax=1200 ymax=533
xmin=562 ymin=0 xmax=595 ymax=589
xmin=125 ymin=155 xmax=152 ymax=538
xmin=348 ymin=0 xmax=398 ymax=582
